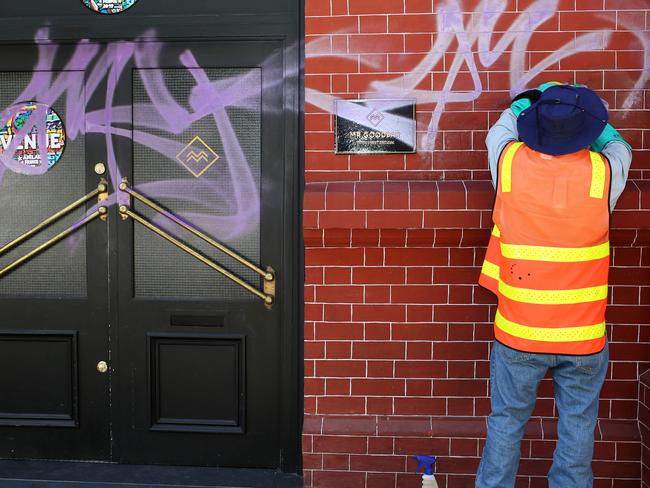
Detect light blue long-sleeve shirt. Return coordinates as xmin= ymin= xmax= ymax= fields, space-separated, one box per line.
xmin=486 ymin=108 xmax=632 ymax=211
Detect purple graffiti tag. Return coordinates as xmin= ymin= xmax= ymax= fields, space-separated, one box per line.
xmin=180 ymin=50 xmax=260 ymax=240
xmin=305 ymin=0 xmax=649 ymax=152
xmin=0 ymin=28 xmax=268 ymax=249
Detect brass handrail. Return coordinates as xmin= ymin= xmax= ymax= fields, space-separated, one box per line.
xmin=119 ymin=178 xmax=275 ymax=309
xmin=119 ymin=180 xmax=273 ymax=282
xmin=119 ymin=205 xmax=275 ymax=308
xmin=0 ymin=181 xmax=107 ymax=257
xmin=0 ymin=208 xmax=107 ymax=278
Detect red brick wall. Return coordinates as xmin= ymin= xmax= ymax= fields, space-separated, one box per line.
xmin=641 ymin=371 xmax=650 ymax=487
xmin=303 ymin=1 xmax=650 ymax=486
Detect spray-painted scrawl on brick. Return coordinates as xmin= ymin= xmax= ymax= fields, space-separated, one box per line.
xmin=306 ymin=0 xmax=650 ymax=151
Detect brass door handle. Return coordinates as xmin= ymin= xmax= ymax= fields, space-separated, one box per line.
xmin=119 ymin=179 xmax=276 ymax=309
xmin=0 ymin=208 xmax=107 ymax=278
xmin=0 ymin=179 xmax=108 ymax=257
xmin=0 ymin=179 xmax=109 ymax=279
xmin=97 ymin=361 xmax=108 ymax=374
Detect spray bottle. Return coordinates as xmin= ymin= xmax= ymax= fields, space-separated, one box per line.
xmin=413 ymin=455 xmax=439 ymax=488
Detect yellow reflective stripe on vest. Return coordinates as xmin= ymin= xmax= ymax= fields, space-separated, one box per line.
xmin=492 ymin=225 xmax=500 ymax=237
xmin=495 ymin=310 xmax=606 ymax=342
xmin=589 ymin=151 xmax=606 ymax=199
xmin=498 ymin=281 xmax=608 ymax=304
xmin=500 ymin=142 xmax=524 ymax=193
xmin=481 ymin=260 xmax=500 ymax=281
xmin=500 ymin=240 xmax=610 ymax=262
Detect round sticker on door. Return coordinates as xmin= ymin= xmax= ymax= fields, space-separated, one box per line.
xmin=0 ymin=102 xmax=66 ymax=174
xmin=82 ymin=0 xmax=138 ymax=14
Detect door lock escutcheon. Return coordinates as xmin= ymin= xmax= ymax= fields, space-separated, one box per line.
xmin=97 ymin=361 xmax=108 ymax=374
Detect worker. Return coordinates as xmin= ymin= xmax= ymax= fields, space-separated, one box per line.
xmin=475 ymin=83 xmax=632 ymax=487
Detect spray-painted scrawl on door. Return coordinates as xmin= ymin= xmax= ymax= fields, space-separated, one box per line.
xmin=0 ymin=31 xmax=263 ymax=243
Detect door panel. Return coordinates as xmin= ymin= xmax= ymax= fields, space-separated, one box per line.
xmin=0 ymin=73 xmax=88 ymax=297
xmin=0 ymin=46 xmax=111 ymax=460
xmin=114 ymin=41 xmax=285 ymax=467
xmin=0 ymin=35 xmax=298 ymax=471
xmin=149 ymin=334 xmax=245 ymax=433
xmin=131 ymin=66 xmax=263 ymax=300
xmin=0 ymin=332 xmax=78 ymax=427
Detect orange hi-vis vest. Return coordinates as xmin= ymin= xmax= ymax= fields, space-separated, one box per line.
xmin=479 ymin=141 xmax=612 ymax=355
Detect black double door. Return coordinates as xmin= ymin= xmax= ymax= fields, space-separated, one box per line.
xmin=0 ymin=39 xmax=295 ymax=469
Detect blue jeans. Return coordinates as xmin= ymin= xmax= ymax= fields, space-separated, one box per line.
xmin=476 ymin=340 xmax=609 ymax=488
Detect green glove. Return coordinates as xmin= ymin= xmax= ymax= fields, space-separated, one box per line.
xmin=536 ymin=81 xmax=564 ymax=92
xmin=591 ymin=123 xmax=631 ymax=152
xmin=510 ymin=96 xmax=534 ymax=117
xmin=510 ymin=82 xmax=564 ymax=116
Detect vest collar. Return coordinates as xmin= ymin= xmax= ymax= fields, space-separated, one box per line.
xmin=523 ymin=144 xmax=589 ymax=163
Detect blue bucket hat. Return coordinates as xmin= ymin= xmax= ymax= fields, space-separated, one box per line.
xmin=517 ymin=84 xmax=608 ymax=156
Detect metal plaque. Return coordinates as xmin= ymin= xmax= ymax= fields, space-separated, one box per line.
xmin=335 ymin=99 xmax=416 ymax=154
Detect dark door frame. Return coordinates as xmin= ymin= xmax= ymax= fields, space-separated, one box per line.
xmin=0 ymin=2 xmax=304 ymax=475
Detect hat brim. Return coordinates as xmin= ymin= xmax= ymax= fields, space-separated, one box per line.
xmin=517 ymin=86 xmax=607 ymax=156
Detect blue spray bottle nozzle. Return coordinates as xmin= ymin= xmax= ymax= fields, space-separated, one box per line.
xmin=413 ymin=455 xmax=437 ymax=476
